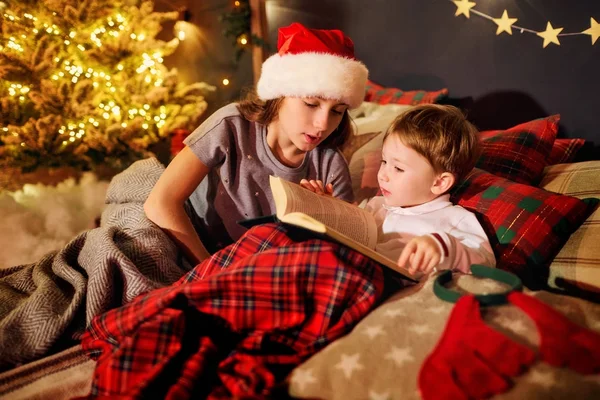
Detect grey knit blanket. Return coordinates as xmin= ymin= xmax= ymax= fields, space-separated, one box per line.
xmin=0 ymin=158 xmax=187 ymax=371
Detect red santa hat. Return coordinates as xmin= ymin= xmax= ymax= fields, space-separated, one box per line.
xmin=257 ymin=23 xmax=369 ymax=109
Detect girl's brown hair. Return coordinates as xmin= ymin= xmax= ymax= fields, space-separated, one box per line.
xmin=384 ymin=104 xmax=480 ymax=183
xmin=237 ymin=89 xmax=353 ymax=149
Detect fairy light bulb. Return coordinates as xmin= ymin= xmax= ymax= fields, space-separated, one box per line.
xmin=222 ymin=78 xmax=230 ymax=86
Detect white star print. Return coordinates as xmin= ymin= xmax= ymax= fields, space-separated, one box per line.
xmin=401 ymin=295 xmax=421 ymax=304
xmin=528 ymin=369 xmax=555 ymax=388
xmin=554 ymin=303 xmax=575 ymax=315
xmin=426 ymin=305 xmax=446 ymax=314
xmin=290 ymin=368 xmax=317 ymax=391
xmin=590 ymin=318 xmax=600 ymax=332
xmin=385 ymin=346 xmax=414 ymax=367
xmin=363 ymin=325 xmax=386 ymax=339
xmin=369 ymin=389 xmax=390 ymax=400
xmin=409 ymin=323 xmax=434 ymax=335
xmin=335 ymin=353 xmax=364 ymax=379
xmin=479 ymin=279 xmax=503 ymax=291
xmin=503 ymin=318 xmax=528 ymax=335
xmin=384 ymin=308 xmax=406 ymax=318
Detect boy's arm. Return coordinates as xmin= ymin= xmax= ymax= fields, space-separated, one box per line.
xmin=429 ymin=212 xmax=496 ymax=274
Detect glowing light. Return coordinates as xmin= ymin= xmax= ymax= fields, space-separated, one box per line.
xmin=222 ymin=78 xmax=230 ymax=86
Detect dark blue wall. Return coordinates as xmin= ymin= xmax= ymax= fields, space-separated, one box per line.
xmin=264 ymin=0 xmax=600 ymax=156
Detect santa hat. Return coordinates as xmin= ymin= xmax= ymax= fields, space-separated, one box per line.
xmin=257 ymin=23 xmax=368 ymax=109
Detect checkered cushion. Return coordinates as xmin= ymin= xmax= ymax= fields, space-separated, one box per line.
xmin=540 ymin=161 xmax=600 ymax=296
xmin=364 ymin=80 xmax=448 ymax=105
xmin=477 ymin=116 xmax=559 ymax=185
xmin=450 ymin=168 xmax=598 ymax=289
xmin=548 ymin=138 xmax=586 ymax=165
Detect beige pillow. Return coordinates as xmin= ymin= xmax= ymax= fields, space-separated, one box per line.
xmin=540 ymin=160 xmax=600 ymax=294
xmin=288 ymin=274 xmax=600 ymax=399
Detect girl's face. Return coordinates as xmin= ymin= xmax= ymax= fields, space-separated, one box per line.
xmin=377 ymin=135 xmax=439 ymax=208
xmin=270 ymin=97 xmax=348 ymax=153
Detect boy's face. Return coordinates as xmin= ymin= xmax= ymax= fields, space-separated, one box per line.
xmin=378 ymin=135 xmax=440 ymax=208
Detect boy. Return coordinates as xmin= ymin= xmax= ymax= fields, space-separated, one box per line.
xmin=302 ymin=104 xmax=496 ymax=275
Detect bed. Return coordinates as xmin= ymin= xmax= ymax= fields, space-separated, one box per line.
xmin=1 ymin=0 xmax=600 ymax=398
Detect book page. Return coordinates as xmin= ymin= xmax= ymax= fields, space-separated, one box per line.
xmin=270 ymin=176 xmax=378 ymax=248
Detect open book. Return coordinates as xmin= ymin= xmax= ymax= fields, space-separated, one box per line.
xmin=261 ymin=176 xmax=418 ymax=282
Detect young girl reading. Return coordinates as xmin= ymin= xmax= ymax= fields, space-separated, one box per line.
xmin=144 ymin=22 xmax=369 ymax=266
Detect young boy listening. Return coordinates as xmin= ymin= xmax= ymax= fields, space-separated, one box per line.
xmin=302 ymin=104 xmax=496 ymax=275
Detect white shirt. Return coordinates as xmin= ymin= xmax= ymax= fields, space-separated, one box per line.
xmin=365 ymin=194 xmax=496 ymax=274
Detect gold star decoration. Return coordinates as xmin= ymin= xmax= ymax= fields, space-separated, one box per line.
xmin=493 ymin=10 xmax=518 ymax=35
xmin=537 ymin=22 xmax=563 ymax=48
xmin=453 ymin=0 xmax=476 ymax=19
xmin=583 ymin=17 xmax=600 ymax=45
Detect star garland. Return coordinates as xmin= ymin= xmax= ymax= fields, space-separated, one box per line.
xmin=451 ymin=0 xmax=600 ymax=48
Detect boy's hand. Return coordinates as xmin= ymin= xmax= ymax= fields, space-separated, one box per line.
xmin=300 ymin=179 xmax=334 ymax=196
xmin=397 ymin=235 xmax=442 ymax=275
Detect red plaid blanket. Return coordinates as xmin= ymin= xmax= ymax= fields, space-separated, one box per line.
xmin=80 ymin=223 xmax=386 ymax=399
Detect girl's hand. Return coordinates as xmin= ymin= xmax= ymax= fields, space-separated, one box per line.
xmin=397 ymin=235 xmax=442 ymax=275
xmin=300 ymin=179 xmax=334 ymax=196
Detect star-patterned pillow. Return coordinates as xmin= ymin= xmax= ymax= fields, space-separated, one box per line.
xmin=477 ymin=115 xmax=560 ymax=185
xmin=287 ymin=275 xmax=600 ymax=400
xmin=450 ymin=168 xmax=598 ymax=289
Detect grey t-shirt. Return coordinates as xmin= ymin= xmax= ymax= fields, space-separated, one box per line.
xmin=183 ymin=103 xmax=354 ymax=253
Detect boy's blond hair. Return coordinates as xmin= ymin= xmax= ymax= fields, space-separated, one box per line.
xmin=384 ymin=104 xmax=480 ymax=184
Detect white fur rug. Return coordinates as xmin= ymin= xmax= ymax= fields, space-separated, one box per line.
xmin=0 ymin=174 xmax=109 ymax=269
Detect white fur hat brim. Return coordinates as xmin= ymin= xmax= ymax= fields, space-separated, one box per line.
xmin=256 ymin=52 xmax=369 ymax=109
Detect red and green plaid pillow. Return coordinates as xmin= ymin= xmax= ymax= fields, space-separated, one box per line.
xmin=548 ymin=138 xmax=586 ymax=165
xmin=477 ymin=115 xmax=559 ymax=186
xmin=451 ymin=168 xmax=598 ymax=290
xmin=364 ymin=80 xmax=448 ymax=105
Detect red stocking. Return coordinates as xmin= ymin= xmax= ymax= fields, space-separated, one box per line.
xmin=419 ymin=295 xmax=536 ymax=400
xmin=508 ymin=291 xmax=600 ymax=374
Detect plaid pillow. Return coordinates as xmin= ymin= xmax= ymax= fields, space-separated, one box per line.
xmin=364 ymin=80 xmax=448 ymax=105
xmin=451 ymin=168 xmax=598 ymax=289
xmin=540 ymin=161 xmax=600 ymax=297
xmin=548 ymin=138 xmax=586 ymax=165
xmin=477 ymin=115 xmax=559 ymax=185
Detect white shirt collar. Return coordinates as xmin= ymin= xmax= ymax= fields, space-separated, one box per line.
xmin=383 ymin=194 xmax=452 ymax=216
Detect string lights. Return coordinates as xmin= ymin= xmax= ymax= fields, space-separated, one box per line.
xmin=220 ymin=0 xmax=268 ymax=67
xmin=0 ymin=1 xmax=213 ymax=172
xmin=451 ymin=0 xmax=600 ymax=48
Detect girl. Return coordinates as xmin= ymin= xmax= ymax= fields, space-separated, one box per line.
xmin=144 ymin=22 xmax=369 ymax=266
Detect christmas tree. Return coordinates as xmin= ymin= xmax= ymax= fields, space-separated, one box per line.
xmin=0 ymin=0 xmax=214 ymax=173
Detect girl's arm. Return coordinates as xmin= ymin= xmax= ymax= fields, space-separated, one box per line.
xmin=144 ymin=146 xmax=212 ymax=266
